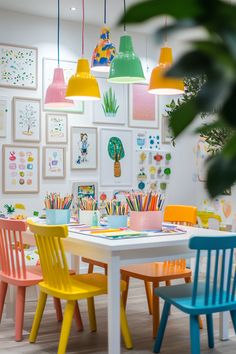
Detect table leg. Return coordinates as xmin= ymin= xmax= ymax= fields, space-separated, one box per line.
xmin=108 ymin=255 xmax=121 ymax=354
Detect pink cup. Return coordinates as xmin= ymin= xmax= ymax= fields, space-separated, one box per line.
xmin=130 ymin=211 xmax=163 ymax=231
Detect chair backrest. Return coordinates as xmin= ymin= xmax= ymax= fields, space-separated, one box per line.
xmin=189 ymin=235 xmax=236 ymax=307
xmin=14 ymin=203 xmax=26 ymax=211
xmin=0 ymin=218 xmax=27 ymax=279
xmin=208 ymin=217 xmax=220 ymax=230
xmin=27 ymin=220 xmax=72 ymax=292
xmin=164 ymin=205 xmax=197 ymax=226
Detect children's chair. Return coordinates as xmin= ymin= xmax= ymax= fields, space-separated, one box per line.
xmin=0 ymin=218 xmax=83 ymax=341
xmin=27 ymin=220 xmax=133 ymax=354
xmin=153 ymin=234 xmax=236 ymax=354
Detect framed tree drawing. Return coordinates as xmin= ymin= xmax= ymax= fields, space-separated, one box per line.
xmin=43 ymin=58 xmax=84 ymax=113
xmin=71 ymin=127 xmax=97 ymax=170
xmin=0 ymin=96 xmax=10 ymax=137
xmin=129 ymin=83 xmax=159 ymax=128
xmin=100 ymin=128 xmax=133 ymax=186
xmin=2 ymin=144 xmax=40 ymax=194
xmin=13 ymin=97 xmax=41 ymax=143
xmin=0 ymin=43 xmax=37 ymax=89
xmin=43 ymin=146 xmax=66 ymax=179
xmin=46 ymin=113 xmax=68 ymax=144
xmin=93 ymin=77 xmax=127 ymax=125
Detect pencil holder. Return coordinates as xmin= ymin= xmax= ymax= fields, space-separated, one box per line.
xmin=130 ymin=211 xmax=163 ymax=231
xmin=79 ymin=210 xmax=100 ymax=226
xmin=46 ymin=209 xmax=71 ymax=225
xmin=107 ymin=215 xmax=128 ymax=229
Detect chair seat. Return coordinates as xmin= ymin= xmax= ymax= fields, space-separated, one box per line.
xmin=121 ymin=262 xmax=192 ymax=282
xmin=155 ymin=282 xmax=236 ymax=315
xmin=38 ymin=273 xmax=127 ymax=300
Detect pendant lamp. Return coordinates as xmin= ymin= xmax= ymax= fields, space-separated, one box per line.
xmin=45 ymin=0 xmax=74 ymax=107
xmin=108 ymin=0 xmax=145 ymax=84
xmin=91 ymin=0 xmax=116 ymax=72
xmin=66 ymin=0 xmax=100 ymax=101
xmin=148 ymin=18 xmax=184 ymax=95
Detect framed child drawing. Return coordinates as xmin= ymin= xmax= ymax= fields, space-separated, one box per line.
xmin=46 ymin=113 xmax=68 ymax=144
xmin=13 ymin=97 xmax=41 ymax=142
xmin=0 ymin=96 xmax=10 ymax=137
xmin=2 ymin=144 xmax=40 ymax=193
xmin=43 ymin=146 xmax=66 ymax=179
xmin=0 ymin=43 xmax=38 ymax=89
xmin=70 ymin=127 xmax=97 ymax=170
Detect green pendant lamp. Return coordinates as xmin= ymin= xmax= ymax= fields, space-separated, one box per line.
xmin=108 ymin=0 xmax=145 ymax=84
xmin=66 ymin=0 xmax=100 ymax=101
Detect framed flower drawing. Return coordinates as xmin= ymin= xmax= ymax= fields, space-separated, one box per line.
xmin=43 ymin=146 xmax=66 ymax=179
xmin=46 ymin=113 xmax=68 ymax=144
xmin=71 ymin=127 xmax=97 ymax=170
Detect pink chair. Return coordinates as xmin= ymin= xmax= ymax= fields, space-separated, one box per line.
xmin=0 ymin=219 xmax=83 ymax=341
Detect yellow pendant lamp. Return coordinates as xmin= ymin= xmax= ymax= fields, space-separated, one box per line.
xmin=148 ymin=18 xmax=184 ymax=95
xmin=66 ymin=0 xmax=100 ymax=101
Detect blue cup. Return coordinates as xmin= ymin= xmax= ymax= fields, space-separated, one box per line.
xmin=107 ymin=215 xmax=128 ymax=229
xmin=46 ymin=209 xmax=71 ymax=225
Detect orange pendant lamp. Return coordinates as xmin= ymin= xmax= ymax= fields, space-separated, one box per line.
xmin=148 ymin=18 xmax=184 ymax=95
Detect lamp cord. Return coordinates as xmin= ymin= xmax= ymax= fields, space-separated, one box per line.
xmin=57 ymin=0 xmax=60 ymax=66
xmin=104 ymin=0 xmax=107 ymax=25
xmin=164 ymin=15 xmax=168 ymax=45
xmin=124 ymin=0 xmax=126 ymax=32
xmin=82 ymin=0 xmax=85 ymax=57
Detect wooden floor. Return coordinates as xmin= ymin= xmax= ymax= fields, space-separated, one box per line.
xmin=1 ymin=279 xmax=236 ymax=354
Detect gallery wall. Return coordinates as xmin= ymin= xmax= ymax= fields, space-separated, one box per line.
xmin=0 ymin=8 xmax=198 ymax=214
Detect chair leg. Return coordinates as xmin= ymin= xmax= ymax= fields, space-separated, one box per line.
xmin=87 ymin=297 xmax=97 ymax=332
xmin=0 ymin=281 xmax=8 ymax=322
xmin=120 ymin=296 xmax=133 ymax=349
xmin=121 ymin=273 xmax=130 ymax=310
xmin=15 ymin=286 xmax=26 ymax=341
xmin=152 ymin=281 xmax=160 ymax=338
xmin=144 ymin=281 xmax=153 ymax=315
xmin=74 ymin=301 xmax=83 ymax=332
xmin=53 ymin=297 xmax=63 ymax=322
xmin=29 ymin=291 xmax=47 ymax=343
xmin=206 ymin=314 xmax=214 ymax=349
xmin=58 ymin=300 xmax=75 ymax=354
xmin=184 ymin=278 xmax=203 ymax=329
xmin=153 ymin=301 xmax=171 ymax=353
xmin=189 ymin=315 xmax=201 ymax=354
xmin=88 ymin=263 xmax=94 ymax=273
xmin=230 ymin=310 xmax=236 ymax=333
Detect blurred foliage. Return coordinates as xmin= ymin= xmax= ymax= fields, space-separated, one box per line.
xmin=121 ymin=0 xmax=236 ymax=197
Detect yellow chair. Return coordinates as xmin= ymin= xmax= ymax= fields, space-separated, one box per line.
xmin=27 ymin=220 xmax=132 ymax=354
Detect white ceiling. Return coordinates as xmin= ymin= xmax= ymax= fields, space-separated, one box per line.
xmin=0 ymin=0 xmax=157 ymax=33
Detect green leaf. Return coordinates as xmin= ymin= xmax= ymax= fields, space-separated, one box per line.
xmin=222 ymin=132 xmax=236 ymax=157
xmin=221 ymin=86 xmax=236 ymax=127
xmin=196 ymin=121 xmax=225 ymax=135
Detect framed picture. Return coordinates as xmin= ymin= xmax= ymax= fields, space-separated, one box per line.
xmin=129 ymin=83 xmax=159 ymax=128
xmin=43 ymin=146 xmax=66 ymax=179
xmin=0 ymin=96 xmax=10 ymax=137
xmin=134 ymin=129 xmax=160 ymax=150
xmin=0 ymin=43 xmax=37 ymax=89
xmin=71 ymin=181 xmax=98 ymax=213
xmin=46 ymin=113 xmax=68 ymax=144
xmin=100 ymin=128 xmax=133 ymax=186
xmin=162 ymin=114 xmax=172 ymax=144
xmin=2 ymin=144 xmax=40 ymax=194
xmin=71 ymin=126 xmax=97 ymax=170
xmin=93 ymin=77 xmax=127 ymax=125
xmin=13 ymin=97 xmax=41 ymax=143
xmin=43 ymin=58 xmax=84 ymax=113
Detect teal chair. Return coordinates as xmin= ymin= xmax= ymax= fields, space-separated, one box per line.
xmin=153 ymin=235 xmax=236 ymax=354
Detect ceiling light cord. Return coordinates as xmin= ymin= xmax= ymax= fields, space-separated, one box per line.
xmin=82 ymin=0 xmax=85 ymax=57
xmin=124 ymin=0 xmax=126 ymax=32
xmin=104 ymin=0 xmax=107 ymax=25
xmin=164 ymin=15 xmax=168 ymax=46
xmin=57 ymin=0 xmax=60 ymax=66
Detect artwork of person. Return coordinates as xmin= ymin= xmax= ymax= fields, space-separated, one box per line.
xmin=77 ymin=132 xmax=89 ymax=164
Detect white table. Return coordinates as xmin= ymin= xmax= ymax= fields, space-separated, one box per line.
xmin=23 ymin=226 xmax=232 ymax=354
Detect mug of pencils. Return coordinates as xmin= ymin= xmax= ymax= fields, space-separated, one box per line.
xmin=78 ymin=197 xmax=100 ymax=226
xmin=126 ymin=192 xmax=164 ymax=231
xmin=106 ymin=200 xmax=128 ymax=229
xmin=45 ymin=193 xmax=73 ymax=225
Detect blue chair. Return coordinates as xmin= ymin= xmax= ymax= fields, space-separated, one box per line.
xmin=153 ymin=235 xmax=236 ymax=354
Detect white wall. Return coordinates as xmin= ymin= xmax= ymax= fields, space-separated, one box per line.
xmin=0 ymin=9 xmax=198 ymax=214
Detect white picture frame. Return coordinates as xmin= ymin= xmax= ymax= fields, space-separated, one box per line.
xmin=43 ymin=58 xmax=84 ymax=114
xmin=0 ymin=43 xmax=38 ymax=90
xmin=43 ymin=146 xmax=66 ymax=179
xmin=2 ymin=144 xmax=40 ymax=194
xmin=0 ymin=96 xmax=10 ymax=137
xmin=46 ymin=113 xmax=68 ymax=144
xmin=70 ymin=126 xmax=97 ymax=170
xmin=162 ymin=114 xmax=172 ymax=144
xmin=100 ymin=128 xmax=133 ymax=186
xmin=93 ymin=77 xmax=127 ymax=125
xmin=13 ymin=97 xmax=41 ymax=143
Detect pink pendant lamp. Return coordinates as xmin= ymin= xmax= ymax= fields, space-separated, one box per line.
xmin=45 ymin=0 xmax=74 ymax=108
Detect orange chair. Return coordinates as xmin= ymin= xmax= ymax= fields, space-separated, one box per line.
xmin=83 ymin=205 xmax=198 ymax=337
xmin=0 ymin=219 xmax=83 ymax=341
